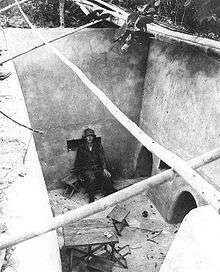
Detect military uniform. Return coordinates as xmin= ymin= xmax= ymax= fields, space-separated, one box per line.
xmin=74 ymin=128 xmax=114 ymax=202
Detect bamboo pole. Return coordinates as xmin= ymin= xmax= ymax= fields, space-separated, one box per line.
xmin=0 ymin=20 xmax=102 ymax=66
xmin=0 ymin=146 xmax=219 ymax=250
xmin=15 ymin=0 xmax=220 ymax=214
xmin=147 ymin=23 xmax=220 ymax=58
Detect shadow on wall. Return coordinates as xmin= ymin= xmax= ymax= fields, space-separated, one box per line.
xmin=168 ymin=191 xmax=197 ymax=224
xmin=159 ymin=42 xmax=220 ymax=78
xmin=135 ymin=146 xmax=153 ymax=178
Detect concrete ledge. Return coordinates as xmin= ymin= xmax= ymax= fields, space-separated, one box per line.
xmin=0 ymin=56 xmax=61 ymax=271
xmin=160 ymin=205 xmax=220 ymax=272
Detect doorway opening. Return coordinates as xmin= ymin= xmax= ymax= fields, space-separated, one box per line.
xmin=135 ymin=146 xmax=153 ymax=178
xmin=169 ymin=191 xmax=197 ymax=223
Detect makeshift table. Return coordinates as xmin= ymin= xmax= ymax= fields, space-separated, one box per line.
xmin=63 ymin=218 xmax=128 ymax=271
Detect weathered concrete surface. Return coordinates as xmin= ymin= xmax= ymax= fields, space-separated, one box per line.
xmin=160 ymin=206 xmax=220 ymax=272
xmin=0 ymin=57 xmax=61 ymax=270
xmin=6 ymin=28 xmax=148 ymax=190
xmin=137 ymin=41 xmax=220 ymax=222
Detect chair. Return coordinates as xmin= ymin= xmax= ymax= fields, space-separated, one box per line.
xmin=62 ymin=172 xmax=83 ymax=198
xmin=107 ymin=205 xmax=130 ymax=236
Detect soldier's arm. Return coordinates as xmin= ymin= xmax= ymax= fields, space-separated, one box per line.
xmin=99 ymin=144 xmax=111 ymax=177
xmin=98 ymin=143 xmax=107 ymax=169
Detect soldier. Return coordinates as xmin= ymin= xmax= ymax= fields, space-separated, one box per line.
xmin=74 ymin=128 xmax=115 ymax=203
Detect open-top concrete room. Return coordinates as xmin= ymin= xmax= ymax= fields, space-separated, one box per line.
xmin=0 ymin=0 xmax=220 ymax=271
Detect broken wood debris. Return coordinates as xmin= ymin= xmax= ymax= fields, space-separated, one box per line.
xmin=146 ymin=238 xmax=158 ymax=244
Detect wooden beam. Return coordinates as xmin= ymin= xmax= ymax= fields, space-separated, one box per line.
xmin=0 ymin=146 xmax=219 ymax=250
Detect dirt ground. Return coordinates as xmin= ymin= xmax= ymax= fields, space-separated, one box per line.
xmin=49 ymin=188 xmax=179 ymax=272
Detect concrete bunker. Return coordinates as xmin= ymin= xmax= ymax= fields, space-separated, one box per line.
xmin=169 ymin=191 xmax=197 ymax=224
xmin=135 ymin=146 xmax=153 ymax=178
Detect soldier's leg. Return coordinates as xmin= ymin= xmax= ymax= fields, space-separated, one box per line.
xmin=83 ymin=170 xmax=96 ymax=202
xmin=96 ymin=170 xmax=115 ymax=196
xmin=103 ymin=176 xmax=115 ymax=196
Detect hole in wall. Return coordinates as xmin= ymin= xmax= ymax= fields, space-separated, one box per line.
xmin=135 ymin=146 xmax=153 ymax=178
xmin=169 ymin=191 xmax=197 ymax=224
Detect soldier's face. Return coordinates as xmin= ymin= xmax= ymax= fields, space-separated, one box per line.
xmin=86 ymin=135 xmax=94 ymax=144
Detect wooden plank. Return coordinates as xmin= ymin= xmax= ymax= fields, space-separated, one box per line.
xmin=107 ymin=205 xmax=129 ymax=222
xmin=63 ymin=218 xmax=118 ymax=247
xmin=64 ymin=226 xmax=115 ymax=238
xmin=64 ymin=229 xmax=118 ymax=246
xmin=64 ymin=218 xmax=113 ymax=230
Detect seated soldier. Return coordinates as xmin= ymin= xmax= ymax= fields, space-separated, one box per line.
xmin=74 ymin=128 xmax=115 ymax=203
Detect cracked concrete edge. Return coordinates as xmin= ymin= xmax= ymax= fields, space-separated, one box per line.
xmin=0 ymin=55 xmax=62 ymax=272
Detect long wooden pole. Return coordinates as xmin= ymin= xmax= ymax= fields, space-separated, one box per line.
xmin=0 ymin=146 xmax=219 ymax=250
xmin=15 ymin=0 xmax=220 ymax=213
xmin=0 ymin=20 xmax=102 ymax=66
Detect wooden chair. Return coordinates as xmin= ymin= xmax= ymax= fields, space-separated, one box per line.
xmin=67 ymin=137 xmax=101 ymax=151
xmin=107 ymin=205 xmax=130 ymax=236
xmin=63 ymin=174 xmax=82 ymax=198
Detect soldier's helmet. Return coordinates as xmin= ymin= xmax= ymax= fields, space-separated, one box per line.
xmin=83 ymin=128 xmax=96 ymax=138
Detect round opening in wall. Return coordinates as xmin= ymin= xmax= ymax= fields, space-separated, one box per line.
xmin=169 ymin=191 xmax=197 ymax=224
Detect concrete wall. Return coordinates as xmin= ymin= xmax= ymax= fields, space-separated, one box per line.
xmin=7 ymin=28 xmax=148 ymax=190
xmin=8 ymin=27 xmax=220 ymax=223
xmin=0 ymin=55 xmax=61 ymax=271
xmin=137 ymin=40 xmax=220 ymax=222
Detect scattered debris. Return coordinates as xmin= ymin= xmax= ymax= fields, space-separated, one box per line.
xmin=104 ymin=231 xmax=113 ymax=238
xmin=130 ymin=245 xmax=142 ymax=250
xmin=146 ymin=238 xmax=158 ymax=244
xmin=151 ymin=230 xmax=163 ymax=239
xmin=0 ymin=247 xmax=15 ymax=272
xmin=0 ymin=223 xmax=7 ymax=234
xmin=142 ymin=210 xmax=148 ymax=218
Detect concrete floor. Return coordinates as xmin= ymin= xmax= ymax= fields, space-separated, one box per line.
xmin=49 ymin=188 xmax=179 ymax=272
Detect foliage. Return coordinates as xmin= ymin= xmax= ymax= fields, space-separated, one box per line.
xmin=0 ymin=0 xmax=86 ymax=28
xmin=106 ymin=0 xmax=220 ymax=39
xmin=0 ymin=0 xmax=219 ymax=40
